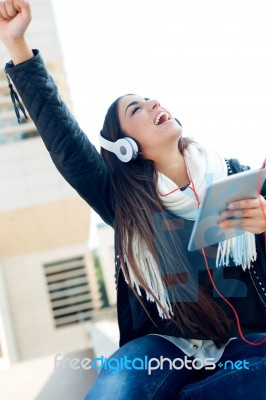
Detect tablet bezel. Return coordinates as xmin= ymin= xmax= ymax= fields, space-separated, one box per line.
xmin=187 ymin=167 xmax=266 ymax=251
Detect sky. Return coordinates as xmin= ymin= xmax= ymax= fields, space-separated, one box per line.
xmin=51 ymin=0 xmax=266 ymax=164
xmin=50 ymin=0 xmax=266 ymax=246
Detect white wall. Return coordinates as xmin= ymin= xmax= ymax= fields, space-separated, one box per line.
xmin=0 ymin=263 xmax=18 ymax=365
xmin=0 ymin=137 xmax=76 ymax=212
xmin=1 ymin=244 xmax=95 ymax=361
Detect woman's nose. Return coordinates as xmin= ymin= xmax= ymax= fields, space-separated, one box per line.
xmin=147 ymin=99 xmax=160 ymax=109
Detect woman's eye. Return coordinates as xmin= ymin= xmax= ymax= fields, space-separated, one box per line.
xmin=131 ymin=106 xmax=141 ymax=115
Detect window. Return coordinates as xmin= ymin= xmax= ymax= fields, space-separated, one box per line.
xmin=44 ymin=256 xmax=94 ymax=328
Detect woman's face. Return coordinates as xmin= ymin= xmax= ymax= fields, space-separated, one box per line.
xmin=118 ymin=95 xmax=182 ymax=158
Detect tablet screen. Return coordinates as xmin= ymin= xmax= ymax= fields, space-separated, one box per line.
xmin=188 ymin=167 xmax=266 ymax=251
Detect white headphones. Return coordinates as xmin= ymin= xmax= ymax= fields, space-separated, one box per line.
xmin=99 ymin=118 xmax=182 ymax=163
xmin=99 ymin=134 xmax=139 ymax=163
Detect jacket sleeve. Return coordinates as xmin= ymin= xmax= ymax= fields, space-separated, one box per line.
xmin=5 ymin=50 xmax=114 ymax=226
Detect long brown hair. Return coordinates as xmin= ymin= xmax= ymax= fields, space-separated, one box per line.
xmin=101 ymin=95 xmax=231 ymax=348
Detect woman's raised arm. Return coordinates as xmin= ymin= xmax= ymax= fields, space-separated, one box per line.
xmin=0 ymin=0 xmax=114 ymax=226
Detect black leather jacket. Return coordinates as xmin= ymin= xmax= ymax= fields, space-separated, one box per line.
xmin=5 ymin=50 xmax=266 ymax=347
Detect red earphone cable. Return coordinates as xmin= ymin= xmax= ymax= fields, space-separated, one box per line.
xmin=146 ymin=147 xmax=266 ymax=345
xmin=195 ymin=159 xmax=266 ymax=346
xmin=156 ymin=153 xmax=201 ymax=208
xmin=201 ymin=247 xmax=266 ymax=346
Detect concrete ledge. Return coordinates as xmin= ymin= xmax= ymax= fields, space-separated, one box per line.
xmin=0 ymin=354 xmax=55 ymax=400
xmin=36 ymin=348 xmax=97 ymax=400
xmin=90 ymin=320 xmax=119 ymax=359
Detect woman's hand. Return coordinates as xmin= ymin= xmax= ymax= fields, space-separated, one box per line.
xmin=219 ymin=195 xmax=266 ymax=234
xmin=0 ymin=0 xmax=33 ymax=64
xmin=0 ymin=0 xmax=31 ymax=42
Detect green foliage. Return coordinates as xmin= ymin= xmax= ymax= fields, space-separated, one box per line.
xmin=92 ymin=249 xmax=109 ymax=308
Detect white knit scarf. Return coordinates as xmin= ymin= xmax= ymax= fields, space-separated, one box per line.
xmin=123 ymin=143 xmax=257 ymax=319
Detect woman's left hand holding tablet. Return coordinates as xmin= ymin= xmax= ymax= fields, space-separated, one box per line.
xmin=219 ymin=195 xmax=266 ymax=234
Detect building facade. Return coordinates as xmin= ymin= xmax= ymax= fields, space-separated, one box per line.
xmin=0 ymin=0 xmax=102 ymax=367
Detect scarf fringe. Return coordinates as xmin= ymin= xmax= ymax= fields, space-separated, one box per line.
xmin=124 ymin=239 xmax=174 ymax=319
xmin=216 ymin=231 xmax=257 ymax=270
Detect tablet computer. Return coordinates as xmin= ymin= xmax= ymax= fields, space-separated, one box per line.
xmin=187 ymin=167 xmax=266 ymax=251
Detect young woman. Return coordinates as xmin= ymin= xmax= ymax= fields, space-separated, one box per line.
xmin=0 ymin=1 xmax=265 ymax=399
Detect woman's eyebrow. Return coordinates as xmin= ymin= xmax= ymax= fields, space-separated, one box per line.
xmin=125 ymin=101 xmax=139 ymax=115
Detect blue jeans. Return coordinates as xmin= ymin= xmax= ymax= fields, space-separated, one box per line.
xmin=84 ymin=333 xmax=266 ymax=400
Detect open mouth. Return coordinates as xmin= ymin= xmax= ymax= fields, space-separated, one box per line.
xmin=154 ymin=111 xmax=171 ymax=125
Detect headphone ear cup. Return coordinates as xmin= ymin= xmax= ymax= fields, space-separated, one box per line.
xmin=114 ymin=137 xmax=139 ymax=162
